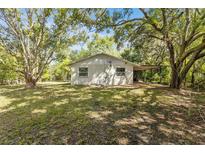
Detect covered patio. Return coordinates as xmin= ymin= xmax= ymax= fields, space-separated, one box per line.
xmin=133 ymin=65 xmax=161 ymax=83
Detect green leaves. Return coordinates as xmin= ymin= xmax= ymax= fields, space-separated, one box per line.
xmin=0 ymin=9 xmax=90 ymax=85
xmin=0 ymin=48 xmax=20 ymax=83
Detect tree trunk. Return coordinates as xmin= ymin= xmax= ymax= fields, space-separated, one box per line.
xmin=25 ymin=80 xmax=36 ymax=88
xmin=170 ymin=59 xmax=197 ymax=89
xmin=184 ymin=76 xmax=187 ymax=88
xmin=25 ymin=72 xmax=37 ymax=88
xmin=191 ymin=72 xmax=195 ymax=87
xmin=159 ymin=66 xmax=162 ymax=84
xmin=166 ymin=39 xmax=183 ymax=89
xmin=169 ymin=69 xmax=181 ymax=89
xmin=191 ymin=64 xmax=196 ymax=88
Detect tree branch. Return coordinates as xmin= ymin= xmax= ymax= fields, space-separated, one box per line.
xmin=139 ymin=8 xmax=162 ymax=32
xmin=196 ymin=51 xmax=205 ymax=59
xmin=181 ymin=41 xmax=205 ymax=62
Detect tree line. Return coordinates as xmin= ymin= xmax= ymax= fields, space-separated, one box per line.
xmin=0 ymin=9 xmax=205 ymax=89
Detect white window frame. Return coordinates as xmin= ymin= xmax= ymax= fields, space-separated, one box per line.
xmin=116 ymin=67 xmax=125 ymax=76
xmin=79 ymin=67 xmax=88 ymax=77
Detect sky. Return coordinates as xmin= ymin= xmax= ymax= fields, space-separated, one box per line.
xmin=0 ymin=8 xmax=144 ymax=52
xmin=71 ymin=8 xmax=144 ymax=51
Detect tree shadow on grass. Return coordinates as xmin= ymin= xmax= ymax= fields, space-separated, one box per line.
xmin=0 ymin=83 xmax=204 ymax=144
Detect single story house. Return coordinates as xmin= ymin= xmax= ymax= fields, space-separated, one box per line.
xmin=70 ymin=53 xmax=159 ymax=85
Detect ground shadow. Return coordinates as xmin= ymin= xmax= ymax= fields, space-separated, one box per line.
xmin=0 ymin=83 xmax=204 ymax=144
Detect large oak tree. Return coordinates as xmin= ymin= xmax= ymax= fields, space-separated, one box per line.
xmin=84 ymin=8 xmax=205 ymax=89
xmin=137 ymin=9 xmax=205 ymax=89
xmin=0 ymin=9 xmax=84 ymax=88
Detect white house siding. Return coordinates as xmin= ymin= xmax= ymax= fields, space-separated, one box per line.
xmin=70 ymin=54 xmax=133 ymax=85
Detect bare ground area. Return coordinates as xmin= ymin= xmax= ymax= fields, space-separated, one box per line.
xmin=0 ymin=82 xmax=204 ymax=144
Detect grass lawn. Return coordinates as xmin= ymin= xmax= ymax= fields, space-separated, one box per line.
xmin=0 ymin=82 xmax=204 ymax=144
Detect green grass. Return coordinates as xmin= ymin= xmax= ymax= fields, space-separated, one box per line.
xmin=0 ymin=82 xmax=204 ymax=144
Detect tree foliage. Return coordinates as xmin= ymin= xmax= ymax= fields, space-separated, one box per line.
xmin=1 ymin=8 xmax=205 ymax=90
xmin=70 ymin=33 xmax=120 ymax=61
xmin=0 ymin=47 xmax=20 ymax=84
xmin=85 ymin=8 xmax=205 ymax=89
xmin=0 ymin=8 xmax=85 ymax=87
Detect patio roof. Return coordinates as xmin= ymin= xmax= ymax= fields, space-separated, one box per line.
xmin=133 ymin=65 xmax=160 ymax=71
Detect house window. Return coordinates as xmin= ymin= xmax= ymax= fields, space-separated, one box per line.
xmin=79 ymin=67 xmax=88 ymax=77
xmin=116 ymin=68 xmax=125 ymax=76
